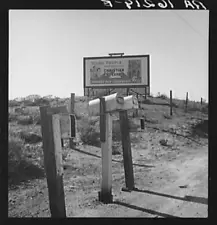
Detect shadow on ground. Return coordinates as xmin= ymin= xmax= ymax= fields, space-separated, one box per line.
xmin=8 ymin=160 xmax=45 ymax=189
xmin=73 ymin=148 xmax=155 ymax=168
xmin=113 ymin=201 xmax=179 ymax=218
xmin=132 ymin=188 xmax=208 ymax=205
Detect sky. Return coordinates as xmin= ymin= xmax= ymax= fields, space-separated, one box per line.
xmin=9 ymin=10 xmax=209 ymax=101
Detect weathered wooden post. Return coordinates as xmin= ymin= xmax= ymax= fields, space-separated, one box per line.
xmin=140 ymin=118 xmax=145 ymax=130
xmin=170 ymin=90 xmax=173 ymax=116
xmin=99 ymin=97 xmax=113 ymax=203
xmin=119 ymin=110 xmax=135 ymax=192
xmin=144 ymin=87 xmax=147 ymax=100
xmin=69 ymin=93 xmax=75 ymax=149
xmin=127 ymin=88 xmax=129 ymax=96
xmin=61 ymin=139 xmax=64 ymax=148
xmin=40 ymin=106 xmax=66 ymax=218
xmin=53 ymin=106 xmax=68 ymax=148
xmin=88 ymin=93 xmax=122 ymax=203
xmin=136 ymin=93 xmax=139 ymax=117
xmin=40 ymin=106 xmax=75 ymax=217
xmin=88 ymin=93 xmax=138 ymax=202
xmin=185 ymin=92 xmax=188 ymax=113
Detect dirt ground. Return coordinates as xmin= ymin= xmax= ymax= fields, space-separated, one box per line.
xmin=8 ymin=126 xmax=208 ymax=217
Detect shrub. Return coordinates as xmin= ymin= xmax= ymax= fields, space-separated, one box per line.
xmin=33 ymin=114 xmax=41 ymax=125
xmin=191 ymin=119 xmax=208 ymax=138
xmin=31 ymin=98 xmax=50 ymax=106
xmin=78 ymin=117 xmax=100 ymax=147
xmin=144 ymin=117 xmax=159 ymax=124
xmin=163 ymin=113 xmax=172 ymax=119
xmin=112 ymin=145 xmax=122 ymax=155
xmin=17 ymin=115 xmax=34 ymax=125
xmin=8 ymin=134 xmax=24 ymax=171
xmin=8 ymin=129 xmax=45 ymax=186
xmin=19 ymin=131 xmax=42 ymax=144
xmin=9 ymin=100 xmax=20 ymax=107
xmin=157 ymin=92 xmax=168 ymax=100
xmin=171 ymin=102 xmax=178 ymax=108
xmin=112 ymin=120 xmax=122 ymax=142
xmin=201 ymin=104 xmax=208 ymax=114
xmin=74 ymin=111 xmax=84 ymax=120
xmin=8 ymin=112 xmax=19 ymax=122
xmin=141 ymin=99 xmax=152 ymax=104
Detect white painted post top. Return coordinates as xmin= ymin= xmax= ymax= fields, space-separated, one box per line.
xmin=88 ymin=93 xmax=138 ymax=116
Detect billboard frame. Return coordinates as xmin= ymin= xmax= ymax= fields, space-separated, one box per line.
xmin=83 ymin=54 xmax=150 ymax=94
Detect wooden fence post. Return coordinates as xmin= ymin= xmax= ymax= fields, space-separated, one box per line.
xmin=135 ymin=93 xmax=139 ymax=117
xmin=119 ymin=110 xmax=135 ymax=191
xmin=98 ymin=98 xmax=113 ymax=203
xmin=127 ymin=88 xmax=129 ymax=96
xmin=61 ymin=139 xmax=64 ymax=148
xmin=140 ymin=118 xmax=145 ymax=130
xmin=170 ymin=90 xmax=173 ymax=116
xmin=40 ymin=106 xmax=66 ymax=217
xmin=69 ymin=93 xmax=75 ymax=149
xmin=185 ymin=92 xmax=188 ymax=113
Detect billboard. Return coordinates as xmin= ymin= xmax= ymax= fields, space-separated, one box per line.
xmin=83 ymin=55 xmax=150 ymax=89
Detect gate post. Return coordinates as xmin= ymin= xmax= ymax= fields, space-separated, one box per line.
xmin=98 ymin=97 xmax=113 ymax=203
xmin=119 ymin=110 xmax=135 ymax=192
xmin=40 ymin=106 xmax=66 ymax=217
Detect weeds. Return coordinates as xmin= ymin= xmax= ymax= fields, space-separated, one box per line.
xmin=17 ymin=115 xmax=34 ymax=125
xmin=157 ymin=93 xmax=168 ymax=100
xmin=163 ymin=113 xmax=172 ymax=119
xmin=8 ymin=128 xmax=44 ymax=187
xmin=78 ymin=117 xmax=100 ymax=147
xmin=190 ymin=119 xmax=208 ymax=138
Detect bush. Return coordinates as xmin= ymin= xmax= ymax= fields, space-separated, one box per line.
xmin=163 ymin=113 xmax=172 ymax=119
xmin=171 ymin=102 xmax=178 ymax=108
xmin=157 ymin=93 xmax=168 ymax=100
xmin=141 ymin=99 xmax=152 ymax=104
xmin=35 ymin=98 xmax=50 ymax=106
xmin=112 ymin=144 xmax=122 ymax=155
xmin=8 ymin=134 xmax=24 ymax=173
xmin=19 ymin=131 xmax=42 ymax=144
xmin=8 ymin=135 xmax=24 ymax=162
xmin=17 ymin=115 xmax=34 ymax=125
xmin=74 ymin=111 xmax=84 ymax=120
xmin=8 ymin=129 xmax=45 ymax=186
xmin=9 ymin=100 xmax=20 ymax=107
xmin=201 ymin=104 xmax=208 ymax=114
xmin=112 ymin=120 xmax=122 ymax=142
xmin=8 ymin=112 xmax=19 ymax=122
xmin=78 ymin=117 xmax=100 ymax=147
xmin=191 ymin=119 xmax=208 ymax=138
xmin=33 ymin=114 xmax=41 ymax=125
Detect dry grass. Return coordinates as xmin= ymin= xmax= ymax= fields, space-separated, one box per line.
xmin=77 ymin=117 xmax=100 ymax=147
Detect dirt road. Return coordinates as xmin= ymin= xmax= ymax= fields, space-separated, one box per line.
xmin=72 ymin=145 xmax=208 ymax=217
xmin=9 ymin=143 xmax=208 ymax=217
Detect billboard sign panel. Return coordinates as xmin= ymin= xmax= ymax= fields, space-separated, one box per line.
xmin=84 ymin=55 xmax=150 ymax=89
